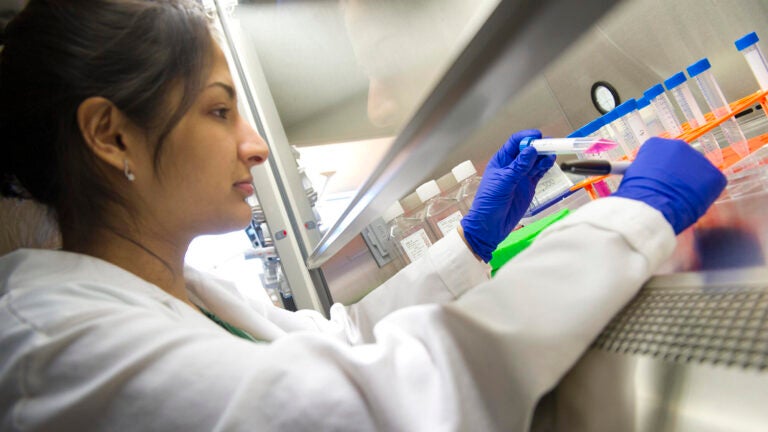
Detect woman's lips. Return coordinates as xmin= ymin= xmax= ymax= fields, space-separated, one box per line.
xmin=234 ymin=181 xmax=254 ymax=196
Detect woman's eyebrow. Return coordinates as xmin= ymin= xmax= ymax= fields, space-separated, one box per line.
xmin=206 ymin=82 xmax=236 ymax=100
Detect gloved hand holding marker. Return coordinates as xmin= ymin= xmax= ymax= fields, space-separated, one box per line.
xmin=613 ymin=137 xmax=726 ymax=235
xmin=560 ymin=138 xmax=725 ymax=234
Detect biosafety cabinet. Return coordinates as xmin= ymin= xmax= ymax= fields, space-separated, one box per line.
xmin=207 ymin=0 xmax=768 ymax=430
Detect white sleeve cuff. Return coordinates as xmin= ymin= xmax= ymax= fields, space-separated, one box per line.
xmin=538 ymin=197 xmax=676 ymax=271
xmin=428 ymin=229 xmax=490 ymax=298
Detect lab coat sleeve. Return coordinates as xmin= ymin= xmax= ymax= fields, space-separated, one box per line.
xmin=257 ymin=229 xmax=490 ymax=343
xmin=0 ymin=197 xmax=675 ymax=432
xmin=433 ymin=196 xmax=676 ymax=429
xmin=343 ymin=229 xmax=490 ymax=341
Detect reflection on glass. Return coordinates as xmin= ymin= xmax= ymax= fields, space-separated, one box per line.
xmin=342 ymin=0 xmax=490 ymax=128
xmin=232 ymin=0 xmax=499 ymax=143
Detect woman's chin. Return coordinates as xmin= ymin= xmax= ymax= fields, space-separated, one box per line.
xmin=200 ymin=206 xmax=253 ymax=236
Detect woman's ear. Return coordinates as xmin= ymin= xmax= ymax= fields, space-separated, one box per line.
xmin=77 ymin=97 xmax=131 ymax=173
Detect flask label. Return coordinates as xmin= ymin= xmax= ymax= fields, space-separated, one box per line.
xmin=400 ymin=229 xmax=432 ymax=262
xmin=530 ymin=167 xmax=572 ymax=208
xmin=436 ymin=211 xmax=463 ymax=236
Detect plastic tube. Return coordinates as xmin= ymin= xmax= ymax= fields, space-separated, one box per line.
xmin=611 ymin=99 xmax=649 ymax=154
xmin=566 ymin=119 xmax=620 ymax=194
xmin=636 ymin=95 xmax=666 ymax=137
xmin=622 ymin=99 xmax=651 ymax=148
xmin=664 ymin=72 xmax=724 ymax=166
xmin=687 ymin=58 xmax=750 ymax=158
xmin=518 ymin=137 xmax=618 ymax=155
xmin=643 ymin=83 xmax=682 ymax=136
xmin=572 ymin=118 xmax=617 ymax=158
xmin=600 ymin=110 xmax=630 ymax=158
xmin=584 ymin=117 xmax=616 ymax=156
xmin=735 ymin=32 xmax=768 ymax=91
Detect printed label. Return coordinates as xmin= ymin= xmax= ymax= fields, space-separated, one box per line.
xmin=436 ymin=211 xmax=463 ymax=236
xmin=529 ymin=138 xmax=576 ymax=153
xmin=530 ymin=166 xmax=572 ymax=208
xmin=400 ymin=229 xmax=432 ymax=262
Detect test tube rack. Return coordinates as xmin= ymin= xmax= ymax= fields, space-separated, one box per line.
xmin=570 ymin=89 xmax=768 ymax=197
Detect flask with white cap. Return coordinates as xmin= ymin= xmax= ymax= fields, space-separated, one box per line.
xmin=382 ymin=201 xmax=435 ymax=264
xmin=452 ymin=160 xmax=481 ymax=214
xmin=416 ymin=180 xmax=466 ymax=239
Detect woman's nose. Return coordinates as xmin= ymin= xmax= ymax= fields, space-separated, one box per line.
xmin=238 ymin=117 xmax=269 ymax=167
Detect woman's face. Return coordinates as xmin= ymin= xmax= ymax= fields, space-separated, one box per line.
xmin=132 ymin=44 xmax=268 ymax=241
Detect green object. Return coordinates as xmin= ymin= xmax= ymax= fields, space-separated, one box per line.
xmin=489 ymin=208 xmax=571 ymax=276
xmin=198 ymin=306 xmax=262 ymax=343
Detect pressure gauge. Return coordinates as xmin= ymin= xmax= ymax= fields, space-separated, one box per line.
xmin=590 ymin=81 xmax=620 ymax=114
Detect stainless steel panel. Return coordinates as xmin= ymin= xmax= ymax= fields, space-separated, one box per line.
xmin=537 ymin=269 xmax=768 ymax=432
xmin=320 ymin=234 xmax=401 ymax=305
xmin=547 ymin=349 xmax=768 ymax=432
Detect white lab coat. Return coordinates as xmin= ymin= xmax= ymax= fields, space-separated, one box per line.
xmin=0 ymin=197 xmax=674 ymax=432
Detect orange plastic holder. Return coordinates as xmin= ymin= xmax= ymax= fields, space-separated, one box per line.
xmin=569 ymin=89 xmax=768 ymax=193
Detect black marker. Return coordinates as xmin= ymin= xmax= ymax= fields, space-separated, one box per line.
xmin=560 ymin=160 xmax=631 ymax=176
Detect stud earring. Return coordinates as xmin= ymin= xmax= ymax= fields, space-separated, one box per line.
xmin=123 ymin=159 xmax=135 ymax=182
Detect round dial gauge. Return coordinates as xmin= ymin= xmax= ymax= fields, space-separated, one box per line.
xmin=591 ymin=81 xmax=620 ymax=114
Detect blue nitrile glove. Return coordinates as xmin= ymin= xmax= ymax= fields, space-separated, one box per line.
xmin=612 ymin=137 xmax=727 ymax=234
xmin=461 ymin=130 xmax=556 ymax=262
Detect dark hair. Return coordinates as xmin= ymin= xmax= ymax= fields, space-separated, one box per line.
xmin=0 ymin=0 xmax=213 ymax=244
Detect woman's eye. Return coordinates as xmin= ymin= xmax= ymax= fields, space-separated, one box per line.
xmin=211 ymin=108 xmax=231 ymax=119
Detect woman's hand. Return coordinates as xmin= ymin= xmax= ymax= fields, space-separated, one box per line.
xmin=460 ymin=130 xmax=556 ymax=262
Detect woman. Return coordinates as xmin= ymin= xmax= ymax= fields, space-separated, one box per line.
xmin=0 ymin=1 xmax=725 ymax=431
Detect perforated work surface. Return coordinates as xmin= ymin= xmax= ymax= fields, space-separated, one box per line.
xmin=594 ymin=286 xmax=768 ymax=370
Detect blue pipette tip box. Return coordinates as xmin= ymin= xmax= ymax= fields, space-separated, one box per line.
xmin=664 ymin=72 xmax=686 ymax=90
xmin=735 ymin=32 xmax=759 ymax=51
xmin=687 ymin=58 xmax=711 ymax=78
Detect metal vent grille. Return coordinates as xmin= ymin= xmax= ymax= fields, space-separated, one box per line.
xmin=594 ymin=286 xmax=768 ymax=370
